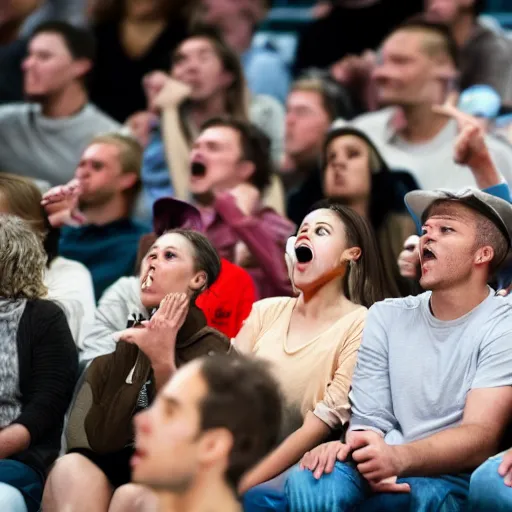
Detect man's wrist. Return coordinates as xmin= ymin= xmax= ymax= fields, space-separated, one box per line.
xmin=470 ymin=157 xmax=500 ymax=188
xmin=392 ymin=444 xmax=413 ymax=477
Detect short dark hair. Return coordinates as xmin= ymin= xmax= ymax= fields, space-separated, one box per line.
xmin=201 ymin=117 xmax=273 ymax=192
xmin=395 ymin=16 xmax=460 ymax=69
xmin=198 ymin=354 xmax=282 ymax=490
xmin=30 ymin=21 xmax=96 ymax=62
xmin=165 ymin=229 xmax=221 ymax=296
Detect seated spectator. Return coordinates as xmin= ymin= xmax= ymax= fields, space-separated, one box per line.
xmin=89 ymin=0 xmax=191 ymax=123
xmin=115 ymin=355 xmax=283 ymax=512
xmin=197 ymin=0 xmax=290 ymax=104
xmin=397 ymin=100 xmax=512 ymax=287
xmin=282 ymin=188 xmax=512 ymax=512
xmin=283 ymin=77 xmax=339 ymax=225
xmin=426 ymin=0 xmax=512 ymax=106
xmin=0 ymin=173 xmax=95 ymax=345
xmin=351 ymin=18 xmax=512 ymax=190
xmin=0 ymin=0 xmax=39 ymax=104
xmin=321 ymin=126 xmax=419 ymax=296
xmin=79 ymin=197 xmax=255 ymax=361
xmin=41 ymin=134 xmax=150 ymax=301
xmin=186 ymin=117 xmax=294 ymax=298
xmin=0 ymin=215 xmax=78 ymax=512
xmin=129 ymin=25 xmax=285 ymax=210
xmin=470 ymin=449 xmax=512 ymax=510
xmin=42 ymin=230 xmax=231 ymax=512
xmin=234 ymin=200 xmax=397 ymax=503
xmin=46 ymin=120 xmax=292 ymax=299
xmin=0 ymin=21 xmax=120 ymax=188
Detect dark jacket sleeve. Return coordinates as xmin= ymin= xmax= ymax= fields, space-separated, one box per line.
xmin=15 ymin=300 xmax=79 ymax=446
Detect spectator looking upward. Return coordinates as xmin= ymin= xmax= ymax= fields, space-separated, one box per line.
xmin=130 ymin=26 xmax=285 ymax=214
xmin=42 ymin=230 xmax=231 ymax=512
xmin=284 ymin=187 xmax=512 ymax=512
xmin=236 ymin=200 xmax=397 ymax=506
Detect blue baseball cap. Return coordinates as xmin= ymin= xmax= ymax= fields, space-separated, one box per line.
xmin=458 ymin=85 xmax=501 ymax=119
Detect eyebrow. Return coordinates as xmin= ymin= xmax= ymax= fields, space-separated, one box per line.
xmin=162 ymin=396 xmax=181 ymax=410
xmin=148 ymin=244 xmax=181 ymax=253
xmin=299 ymin=221 xmax=333 ymax=230
xmin=425 ymin=214 xmax=471 ymax=226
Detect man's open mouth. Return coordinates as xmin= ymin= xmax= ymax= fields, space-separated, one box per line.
xmin=141 ymin=268 xmax=155 ymax=290
xmin=422 ymin=248 xmax=436 ymax=262
xmin=191 ymin=161 xmax=207 ymax=177
xmin=295 ymin=245 xmax=314 ymax=263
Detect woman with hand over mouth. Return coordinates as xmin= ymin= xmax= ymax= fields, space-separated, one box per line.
xmin=42 ymin=229 xmax=231 ymax=512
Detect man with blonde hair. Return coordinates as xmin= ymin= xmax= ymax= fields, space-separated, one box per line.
xmin=42 ymin=133 xmax=149 ymax=300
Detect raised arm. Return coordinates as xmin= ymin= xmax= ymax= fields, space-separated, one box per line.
xmin=214 ymin=190 xmax=294 ymax=296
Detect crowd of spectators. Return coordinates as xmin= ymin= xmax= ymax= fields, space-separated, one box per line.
xmin=1 ymin=0 xmax=512 ymax=511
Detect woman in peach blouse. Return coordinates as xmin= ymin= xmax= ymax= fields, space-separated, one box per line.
xmin=235 ymin=199 xmax=397 ymax=507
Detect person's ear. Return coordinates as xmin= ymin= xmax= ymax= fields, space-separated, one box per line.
xmin=189 ymin=271 xmax=207 ymax=295
xmin=236 ymin=160 xmax=256 ymax=183
xmin=118 ymin=172 xmax=139 ymax=192
xmin=197 ymin=428 xmax=233 ymax=467
xmin=71 ymin=58 xmax=92 ymax=81
xmin=341 ymin=246 xmax=362 ymax=265
xmin=475 ymin=246 xmax=494 ymax=266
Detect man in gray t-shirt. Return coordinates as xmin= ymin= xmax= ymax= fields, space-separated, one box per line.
xmin=0 ymin=21 xmax=120 ymax=188
xmin=285 ymin=188 xmax=512 ymax=512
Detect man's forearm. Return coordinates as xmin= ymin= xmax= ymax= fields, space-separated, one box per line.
xmin=395 ymin=424 xmax=500 ymax=477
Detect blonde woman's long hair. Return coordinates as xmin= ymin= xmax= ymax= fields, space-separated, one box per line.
xmin=0 ymin=215 xmax=47 ymax=300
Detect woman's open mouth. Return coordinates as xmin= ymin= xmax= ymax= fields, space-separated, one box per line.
xmin=295 ymin=245 xmax=313 ymax=263
xmin=141 ymin=268 xmax=155 ymax=291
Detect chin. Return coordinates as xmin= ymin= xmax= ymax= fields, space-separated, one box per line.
xmin=24 ymin=91 xmax=49 ymax=102
xmin=140 ymin=292 xmax=162 ymax=310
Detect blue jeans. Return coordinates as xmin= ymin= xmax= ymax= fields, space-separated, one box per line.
xmin=244 ymin=469 xmax=291 ymax=511
xmin=0 ymin=460 xmax=44 ymax=512
xmin=469 ymin=453 xmax=512 ymax=511
xmin=244 ymin=462 xmax=470 ymax=512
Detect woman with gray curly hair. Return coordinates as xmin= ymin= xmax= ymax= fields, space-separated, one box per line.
xmin=0 ymin=215 xmax=78 ymax=512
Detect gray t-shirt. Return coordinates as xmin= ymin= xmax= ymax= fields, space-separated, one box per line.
xmin=0 ymin=102 xmax=121 ymax=187
xmin=349 ymin=289 xmax=512 ymax=444
xmin=351 ymin=108 xmax=512 ymax=190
